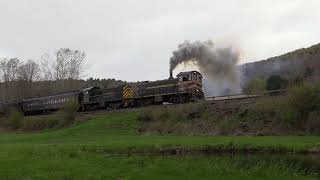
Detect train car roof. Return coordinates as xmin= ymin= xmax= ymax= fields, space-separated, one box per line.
xmin=21 ymin=91 xmax=80 ymax=102
xmin=82 ymin=86 xmax=100 ymax=91
xmin=100 ymin=84 xmax=130 ymax=92
xmin=135 ymin=71 xmax=202 ymax=87
xmin=177 ymin=71 xmax=202 ymax=77
xmin=137 ymin=78 xmax=179 ymax=87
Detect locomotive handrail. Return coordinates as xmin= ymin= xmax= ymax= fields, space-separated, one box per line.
xmin=206 ymin=89 xmax=287 ymax=101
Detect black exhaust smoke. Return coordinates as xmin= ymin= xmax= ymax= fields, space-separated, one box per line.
xmin=169 ymin=70 xmax=173 ymax=79
xmin=169 ymin=40 xmax=242 ymax=96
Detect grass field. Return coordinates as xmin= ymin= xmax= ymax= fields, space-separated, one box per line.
xmin=0 ymin=111 xmax=319 ymax=179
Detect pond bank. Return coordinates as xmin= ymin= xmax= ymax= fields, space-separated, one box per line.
xmin=73 ymin=142 xmax=320 ymax=156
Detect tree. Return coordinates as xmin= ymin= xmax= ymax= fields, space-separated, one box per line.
xmin=46 ymin=48 xmax=86 ymax=91
xmin=55 ymin=48 xmax=86 ymax=80
xmin=0 ymin=58 xmax=20 ymax=82
xmin=266 ymin=75 xmax=287 ymax=91
xmin=17 ymin=59 xmax=40 ymax=82
xmin=243 ymin=79 xmax=266 ymax=94
xmin=304 ymin=67 xmax=313 ymax=78
xmin=0 ymin=58 xmax=20 ymax=101
xmin=15 ymin=60 xmax=41 ymax=99
xmin=40 ymin=53 xmax=55 ymax=81
xmin=38 ymin=49 xmax=86 ymax=92
xmin=0 ymin=48 xmax=87 ymax=101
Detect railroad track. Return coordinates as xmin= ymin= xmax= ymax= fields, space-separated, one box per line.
xmin=78 ymin=89 xmax=286 ymax=118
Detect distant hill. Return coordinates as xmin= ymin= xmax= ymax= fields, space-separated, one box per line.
xmin=241 ymin=43 xmax=320 ymax=80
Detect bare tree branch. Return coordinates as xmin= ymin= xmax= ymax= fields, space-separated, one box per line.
xmin=0 ymin=58 xmax=20 ymax=82
xmin=55 ymin=48 xmax=86 ymax=80
xmin=17 ymin=59 xmax=40 ymax=82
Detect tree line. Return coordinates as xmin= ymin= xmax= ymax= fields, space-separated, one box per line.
xmin=0 ymin=48 xmax=126 ymax=102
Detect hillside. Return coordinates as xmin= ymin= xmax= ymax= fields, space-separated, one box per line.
xmin=241 ymin=43 xmax=320 ymax=80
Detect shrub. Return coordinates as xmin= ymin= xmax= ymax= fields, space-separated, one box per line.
xmin=137 ymin=101 xmax=212 ymax=123
xmin=304 ymin=67 xmax=313 ymax=78
xmin=305 ymin=111 xmax=320 ymax=134
xmin=266 ymin=75 xmax=287 ymax=91
xmin=137 ymin=101 xmax=218 ymax=134
xmin=6 ymin=108 xmax=24 ymax=129
xmin=253 ymin=97 xmax=282 ymax=114
xmin=22 ymin=102 xmax=79 ymax=130
xmin=137 ymin=105 xmax=182 ymax=123
xmin=253 ymin=83 xmax=320 ymax=127
xmin=58 ymin=102 xmax=79 ymax=126
xmin=217 ymin=117 xmax=237 ymax=133
xmin=243 ymin=79 xmax=266 ymax=94
xmin=287 ymin=84 xmax=320 ymax=121
xmin=137 ymin=108 xmax=153 ymax=122
xmin=23 ymin=116 xmax=59 ymax=131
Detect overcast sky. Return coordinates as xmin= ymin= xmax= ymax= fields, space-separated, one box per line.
xmin=0 ymin=0 xmax=319 ymax=81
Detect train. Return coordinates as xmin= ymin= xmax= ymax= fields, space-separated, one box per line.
xmin=0 ymin=71 xmax=204 ymax=115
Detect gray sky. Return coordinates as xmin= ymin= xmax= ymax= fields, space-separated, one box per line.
xmin=0 ymin=0 xmax=319 ymax=81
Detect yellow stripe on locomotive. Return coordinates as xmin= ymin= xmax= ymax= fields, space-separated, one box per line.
xmin=122 ymin=85 xmax=135 ymax=107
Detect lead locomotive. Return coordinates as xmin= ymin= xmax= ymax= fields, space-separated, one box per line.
xmin=0 ymin=71 xmax=204 ymax=114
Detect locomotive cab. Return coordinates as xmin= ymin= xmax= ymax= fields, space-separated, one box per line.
xmin=177 ymin=71 xmax=202 ymax=83
xmin=82 ymin=87 xmax=101 ymax=104
xmin=177 ymin=71 xmax=204 ymax=101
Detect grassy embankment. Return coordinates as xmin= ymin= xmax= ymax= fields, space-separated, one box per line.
xmin=0 ymin=112 xmax=320 ymax=179
xmin=138 ymin=83 xmax=320 ymax=136
xmin=1 ymin=111 xmax=320 ymax=152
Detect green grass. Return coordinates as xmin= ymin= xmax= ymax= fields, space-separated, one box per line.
xmin=0 ymin=152 xmax=318 ymax=180
xmin=1 ymin=112 xmax=319 ymax=151
xmin=0 ymin=111 xmax=319 ymax=179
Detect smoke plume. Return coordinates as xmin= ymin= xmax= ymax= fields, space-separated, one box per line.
xmin=170 ymin=40 xmax=242 ymax=96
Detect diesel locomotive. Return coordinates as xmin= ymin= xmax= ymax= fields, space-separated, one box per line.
xmin=134 ymin=71 xmax=203 ymax=105
xmin=0 ymin=71 xmax=204 ymax=115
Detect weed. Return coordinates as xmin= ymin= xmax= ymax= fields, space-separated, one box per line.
xmin=23 ymin=116 xmax=59 ymax=131
xmin=252 ymin=83 xmax=320 ymax=130
xmin=6 ymin=108 xmax=24 ymax=129
xmin=58 ymin=102 xmax=79 ymax=127
xmin=305 ymin=111 xmax=320 ymax=134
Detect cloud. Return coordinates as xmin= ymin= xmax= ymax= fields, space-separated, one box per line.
xmin=0 ymin=0 xmax=319 ymax=81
